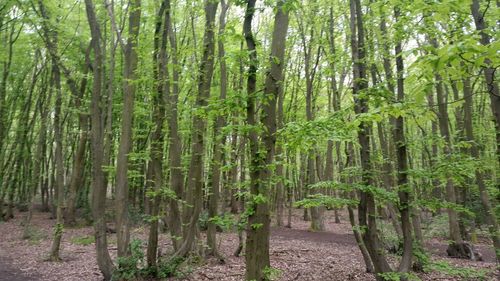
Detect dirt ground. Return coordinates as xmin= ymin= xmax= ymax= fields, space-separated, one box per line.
xmin=0 ymin=208 xmax=497 ymax=281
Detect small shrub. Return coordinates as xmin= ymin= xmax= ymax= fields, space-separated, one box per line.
xmin=424 ymin=214 xmax=449 ymax=239
xmin=70 ymin=235 xmax=95 ymax=246
xmin=262 ymin=266 xmax=282 ymax=281
xmin=113 ymin=239 xmax=144 ymax=281
xmin=198 ymin=211 xmax=209 ymax=231
xmin=23 ymin=226 xmax=47 ymax=244
xmin=426 ymin=260 xmax=489 ymax=280
xmin=156 ymin=256 xmax=184 ymax=278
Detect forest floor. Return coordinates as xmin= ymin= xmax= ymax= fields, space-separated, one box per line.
xmin=0 ymin=208 xmax=498 ymax=281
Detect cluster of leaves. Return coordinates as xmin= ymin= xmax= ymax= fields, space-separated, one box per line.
xmin=294 ymin=194 xmax=358 ymax=210
xmin=113 ymin=239 xmax=145 ymax=280
xmin=308 ymin=181 xmax=399 ymax=204
xmin=415 ymin=198 xmax=474 ymax=217
xmin=425 ymin=260 xmax=490 ymax=280
xmin=278 ymin=110 xmax=356 ymax=151
xmin=111 ymin=239 xmax=190 ymax=280
xmin=70 ymin=235 xmax=95 ymax=246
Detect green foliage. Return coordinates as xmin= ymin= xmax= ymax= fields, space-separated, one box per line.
xmin=53 ymin=223 xmax=64 ymax=237
xmin=70 ymin=235 xmax=95 ymax=246
xmin=279 ymin=110 xmax=356 ymax=151
xmin=377 ymin=272 xmax=419 ymax=281
xmin=198 ymin=211 xmax=210 ymax=231
xmin=308 ymin=181 xmax=399 ymax=204
xmin=416 ymin=199 xmax=474 ymax=218
xmin=208 ymin=213 xmax=237 ymax=232
xmin=422 ymin=213 xmax=449 ymax=239
xmin=22 ymin=226 xmax=47 ymax=244
xmin=113 ymin=239 xmax=144 ymax=281
xmin=262 ymin=266 xmax=282 ymax=281
xmin=294 ymin=194 xmax=358 ymax=209
xmin=425 ymin=260 xmax=490 ymax=280
xmin=155 ymin=256 xmax=185 ymax=279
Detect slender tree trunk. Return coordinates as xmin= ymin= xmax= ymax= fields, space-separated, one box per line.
xmin=393 ymin=7 xmax=412 ymax=272
xmin=165 ymin=0 xmax=183 ymax=250
xmin=275 ymin=84 xmax=285 ymax=227
xmin=349 ymin=0 xmax=392 ymax=278
xmin=345 ymin=143 xmax=374 ymax=273
xmin=146 ymin=1 xmax=167 ymax=267
xmin=85 ymin=0 xmax=115 ymax=278
xmin=48 ymin=60 xmax=65 ymax=262
xmin=207 ymin=0 xmax=229 ymax=258
xmin=66 ymin=47 xmax=91 ymax=226
xmin=471 ymin=0 xmax=500 ymax=172
xmin=115 ymin=0 xmax=141 ymax=258
xmin=463 ymin=75 xmax=500 ymax=261
xmin=433 ymin=71 xmax=462 ymax=244
xmin=470 ymin=2 xmax=500 ymax=261
xmin=24 ymin=74 xmax=49 ymax=237
xmin=175 ymin=0 xmax=218 ymax=257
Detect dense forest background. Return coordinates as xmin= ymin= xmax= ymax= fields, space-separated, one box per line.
xmin=0 ymin=0 xmax=499 ymax=280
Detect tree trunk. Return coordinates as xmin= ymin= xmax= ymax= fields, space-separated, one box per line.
xmin=66 ymin=46 xmax=91 ymax=226
xmin=470 ymin=0 xmax=500 ymax=262
xmin=393 ymin=7 xmax=412 ymax=272
xmin=146 ymin=1 xmax=168 ymax=267
xmin=471 ymin=0 xmax=500 ymax=172
xmin=115 ymin=0 xmax=141 ymax=258
xmin=175 ymin=0 xmax=218 ymax=257
xmin=207 ymin=0 xmax=229 ymax=258
xmin=245 ymin=1 xmax=289 ymax=279
xmin=84 ymin=0 xmax=115 ymax=278
xmin=463 ymin=75 xmax=500 ymax=261
xmin=349 ymin=0 xmax=392 ymax=277
xmin=48 ymin=60 xmax=65 ymax=262
xmin=164 ymin=0 xmax=183 ymax=251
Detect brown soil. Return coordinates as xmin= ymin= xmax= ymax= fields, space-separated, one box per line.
xmin=0 ymin=209 xmax=497 ymax=281
xmin=0 ymin=256 xmax=38 ymax=281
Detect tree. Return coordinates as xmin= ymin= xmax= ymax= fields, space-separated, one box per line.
xmin=175 ymin=0 xmax=219 ymax=257
xmin=84 ymin=0 xmax=115 ymax=278
xmin=115 ymin=0 xmax=142 ymax=258
xmin=244 ymin=0 xmax=290 ymax=279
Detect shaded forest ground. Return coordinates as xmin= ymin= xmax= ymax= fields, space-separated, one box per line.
xmin=0 ymin=208 xmax=497 ymax=281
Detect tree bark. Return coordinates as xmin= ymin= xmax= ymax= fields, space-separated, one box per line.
xmin=245 ymin=1 xmax=289 ymax=279
xmin=84 ymin=0 xmax=115 ymax=278
xmin=207 ymin=0 xmax=229 ymax=258
xmin=115 ymin=0 xmax=141 ymax=258
xmin=175 ymin=0 xmax=219 ymax=257
xmin=164 ymin=0 xmax=183 ymax=251
xmin=48 ymin=60 xmax=65 ymax=261
xmin=146 ymin=1 xmax=168 ymax=267
xmin=349 ymin=0 xmax=392 ymax=277
xmin=393 ymin=7 xmax=412 ymax=272
xmin=463 ymin=75 xmax=500 ymax=261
